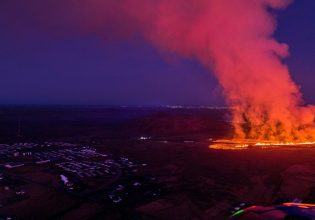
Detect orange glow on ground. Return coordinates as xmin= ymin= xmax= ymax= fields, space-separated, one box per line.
xmin=209 ymin=139 xmax=315 ymax=150
xmin=283 ymin=203 xmax=315 ymax=208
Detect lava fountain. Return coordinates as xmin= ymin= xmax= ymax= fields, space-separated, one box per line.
xmin=200 ymin=0 xmax=315 ymax=147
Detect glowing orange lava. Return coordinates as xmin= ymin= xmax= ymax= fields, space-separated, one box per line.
xmin=209 ymin=139 xmax=315 ymax=150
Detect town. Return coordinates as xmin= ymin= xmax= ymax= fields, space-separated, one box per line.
xmin=0 ymin=142 xmax=162 ymax=219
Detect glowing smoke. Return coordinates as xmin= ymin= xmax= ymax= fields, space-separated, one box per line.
xmin=4 ymin=0 xmax=315 ymax=141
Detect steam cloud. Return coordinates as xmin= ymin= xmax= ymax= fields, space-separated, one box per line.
xmin=4 ymin=0 xmax=315 ymax=141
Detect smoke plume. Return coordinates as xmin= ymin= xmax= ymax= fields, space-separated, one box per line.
xmin=3 ymin=0 xmax=315 ymax=141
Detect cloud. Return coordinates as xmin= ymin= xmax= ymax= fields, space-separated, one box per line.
xmin=2 ymin=0 xmax=314 ymax=140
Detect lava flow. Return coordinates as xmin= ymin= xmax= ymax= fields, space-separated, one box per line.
xmin=209 ymin=139 xmax=315 ymax=150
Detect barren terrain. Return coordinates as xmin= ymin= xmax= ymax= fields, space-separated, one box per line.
xmin=0 ymin=106 xmax=315 ymax=219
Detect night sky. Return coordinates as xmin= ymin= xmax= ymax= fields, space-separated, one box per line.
xmin=0 ymin=0 xmax=314 ymax=106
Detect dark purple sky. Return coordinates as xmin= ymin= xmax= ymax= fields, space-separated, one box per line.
xmin=0 ymin=0 xmax=314 ymax=106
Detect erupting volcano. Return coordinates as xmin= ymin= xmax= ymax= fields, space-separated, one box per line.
xmin=194 ymin=1 xmax=315 ymax=147
xmin=136 ymin=0 xmax=315 ymax=144
xmin=80 ymin=0 xmax=315 ymax=143
xmin=6 ymin=0 xmax=315 ymax=145
xmin=139 ymin=0 xmax=315 ymax=144
xmin=149 ymin=0 xmax=315 ymax=143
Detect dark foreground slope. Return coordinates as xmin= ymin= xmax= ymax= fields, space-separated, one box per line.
xmin=0 ymin=106 xmax=315 ymax=220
